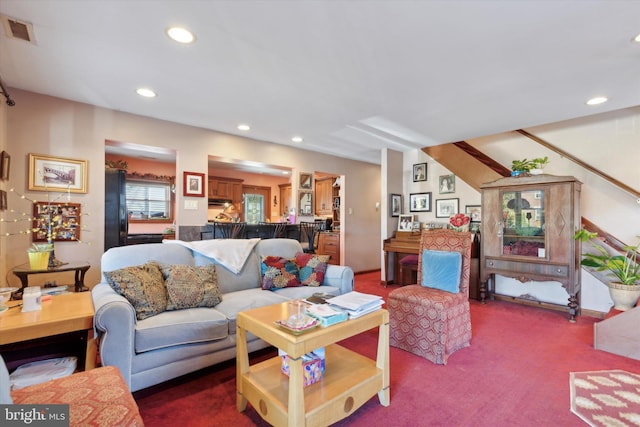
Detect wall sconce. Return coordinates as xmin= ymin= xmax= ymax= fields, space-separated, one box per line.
xmin=273 ymin=196 xmax=277 ymax=207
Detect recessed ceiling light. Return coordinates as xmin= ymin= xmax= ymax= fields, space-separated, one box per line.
xmin=586 ymin=96 xmax=608 ymax=106
xmin=634 ymin=33 xmax=640 ymax=43
xmin=166 ymin=26 xmax=195 ymax=44
xmin=291 ymin=136 xmax=303 ymax=143
xmin=237 ymin=124 xmax=251 ymax=131
xmin=136 ymin=88 xmax=156 ymax=98
xmin=282 ymin=171 xmax=289 ymax=175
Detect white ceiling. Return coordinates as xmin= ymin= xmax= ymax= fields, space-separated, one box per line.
xmin=1 ymin=1 xmax=639 ymax=168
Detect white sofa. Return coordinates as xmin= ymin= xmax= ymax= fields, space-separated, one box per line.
xmin=91 ymin=238 xmax=354 ymax=392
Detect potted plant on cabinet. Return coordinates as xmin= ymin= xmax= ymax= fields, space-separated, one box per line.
xmin=510 ymin=157 xmax=550 ymax=176
xmin=529 ymin=157 xmax=549 ymax=175
xmin=574 ymin=229 xmax=640 ymax=311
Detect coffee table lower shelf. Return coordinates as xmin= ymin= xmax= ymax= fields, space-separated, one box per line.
xmin=239 ymin=344 xmax=384 ymax=427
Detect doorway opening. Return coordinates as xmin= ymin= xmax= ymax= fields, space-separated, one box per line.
xmin=243 ymin=185 xmax=271 ymax=223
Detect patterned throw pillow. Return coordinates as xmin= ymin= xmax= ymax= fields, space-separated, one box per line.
xmin=156 ymin=263 xmax=223 ymax=310
xmin=261 ymin=256 xmax=301 ymax=290
xmin=295 ymin=253 xmax=330 ymax=287
xmin=104 ymin=262 xmax=167 ymax=320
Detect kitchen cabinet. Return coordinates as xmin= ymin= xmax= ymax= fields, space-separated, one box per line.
xmin=315 ymin=178 xmax=334 ymax=216
xmin=279 ymin=183 xmax=292 ymax=216
xmin=208 ymin=176 xmax=243 ymax=199
xmin=318 ymin=232 xmax=340 ymax=265
xmin=480 ymin=175 xmax=582 ymax=321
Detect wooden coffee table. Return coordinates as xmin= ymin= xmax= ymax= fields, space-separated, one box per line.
xmin=236 ymin=302 xmax=389 ymax=427
xmin=0 ymin=292 xmax=96 ymax=371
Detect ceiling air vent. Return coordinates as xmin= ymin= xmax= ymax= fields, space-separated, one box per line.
xmin=1 ymin=15 xmax=36 ymax=44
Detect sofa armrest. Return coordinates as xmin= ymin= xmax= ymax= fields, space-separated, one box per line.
xmin=323 ymin=265 xmax=354 ymax=295
xmin=91 ymin=283 xmax=136 ymax=390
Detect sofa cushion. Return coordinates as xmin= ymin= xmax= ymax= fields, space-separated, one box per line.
xmin=261 ymin=256 xmax=301 ymax=290
xmin=421 ymin=249 xmax=462 ymax=293
xmin=295 ymin=253 xmax=330 ymax=287
xmin=155 ymin=263 xmax=223 ymax=310
xmin=135 ymin=307 xmax=229 ymax=352
xmin=193 ymin=239 xmax=304 ymax=294
xmin=214 ymin=288 xmax=289 ymax=334
xmin=104 ymin=262 xmax=167 ymax=320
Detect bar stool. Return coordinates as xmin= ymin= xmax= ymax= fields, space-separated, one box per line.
xmin=398 ymin=254 xmax=419 ymax=286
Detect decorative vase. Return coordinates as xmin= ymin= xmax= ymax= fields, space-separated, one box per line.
xmin=607 ymin=282 xmax=640 ymax=311
xmin=529 ymin=168 xmax=544 ymax=175
xmin=28 ymin=252 xmax=50 ymax=270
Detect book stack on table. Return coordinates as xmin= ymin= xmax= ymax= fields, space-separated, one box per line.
xmin=325 ymin=291 xmax=384 ymax=319
xmin=305 ymin=301 xmax=348 ymax=327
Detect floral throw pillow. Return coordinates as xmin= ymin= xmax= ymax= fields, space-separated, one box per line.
xmin=104 ymin=262 xmax=167 ymax=320
xmin=295 ymin=253 xmax=330 ymax=287
xmin=261 ymin=256 xmax=301 ymax=290
xmin=155 ymin=263 xmax=223 ymax=310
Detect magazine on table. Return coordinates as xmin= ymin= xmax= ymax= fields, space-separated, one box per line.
xmin=305 ymin=292 xmax=337 ymax=305
xmin=325 ymin=291 xmax=383 ymax=318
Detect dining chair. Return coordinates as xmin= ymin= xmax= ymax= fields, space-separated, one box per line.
xmin=217 ymin=222 xmax=246 ymax=239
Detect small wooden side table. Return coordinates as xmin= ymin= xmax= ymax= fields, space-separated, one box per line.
xmin=12 ymin=262 xmax=91 ymax=295
xmin=0 ymin=292 xmax=97 ymax=371
xmin=237 ymin=303 xmax=390 ymax=426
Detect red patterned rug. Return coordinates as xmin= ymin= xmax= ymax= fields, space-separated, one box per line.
xmin=570 ymin=370 xmax=640 ymax=426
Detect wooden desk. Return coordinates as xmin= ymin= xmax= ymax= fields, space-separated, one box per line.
xmin=383 ymin=231 xmax=421 ymax=286
xmin=237 ymin=303 xmax=389 ymax=427
xmin=12 ymin=262 xmax=90 ymax=294
xmin=383 ymin=230 xmax=482 ymax=298
xmin=0 ymin=292 xmax=96 ymax=371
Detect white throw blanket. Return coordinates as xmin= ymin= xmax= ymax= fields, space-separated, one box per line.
xmin=163 ymin=238 xmax=260 ymax=274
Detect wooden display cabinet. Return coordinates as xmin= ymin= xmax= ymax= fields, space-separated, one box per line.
xmin=480 ymin=175 xmax=582 ymax=321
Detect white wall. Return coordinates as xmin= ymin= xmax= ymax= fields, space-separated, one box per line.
xmin=403 ymin=149 xmax=481 ymax=226
xmin=2 ymin=89 xmax=381 ymax=288
xmin=0 ymin=94 xmax=6 ymax=282
xmin=381 ymin=148 xmax=403 ymax=281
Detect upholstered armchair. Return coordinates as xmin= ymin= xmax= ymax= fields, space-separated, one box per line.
xmin=388 ymin=229 xmax=472 ymax=364
xmin=1 ymin=355 xmax=144 ymax=426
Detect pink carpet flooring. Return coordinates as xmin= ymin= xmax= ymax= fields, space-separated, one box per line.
xmin=134 ymin=271 xmax=640 ymax=426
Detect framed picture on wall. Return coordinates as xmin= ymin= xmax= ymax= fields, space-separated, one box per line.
xmin=32 ymin=202 xmax=81 ymax=242
xmin=0 ymin=151 xmax=10 ymax=181
xmin=28 ymin=153 xmax=88 ymax=193
xmin=439 ymin=174 xmax=455 ymax=194
xmin=409 ymin=192 xmax=432 ymax=212
xmin=183 ymin=171 xmax=205 ymax=197
xmin=390 ymin=193 xmax=402 ymax=217
xmin=465 ymin=205 xmax=482 ymax=222
xmin=435 ymin=198 xmax=459 ymax=218
xmin=413 ymin=163 xmax=427 ymax=182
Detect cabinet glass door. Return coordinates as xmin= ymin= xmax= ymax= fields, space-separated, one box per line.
xmin=500 ymin=189 xmax=545 ymax=257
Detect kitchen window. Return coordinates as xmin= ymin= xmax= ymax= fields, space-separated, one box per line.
xmin=126 ymin=179 xmax=174 ymax=222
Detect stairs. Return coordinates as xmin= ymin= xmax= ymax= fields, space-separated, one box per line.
xmin=422 ymin=141 xmax=508 ymax=191
xmin=594 ymin=306 xmax=640 ymax=361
